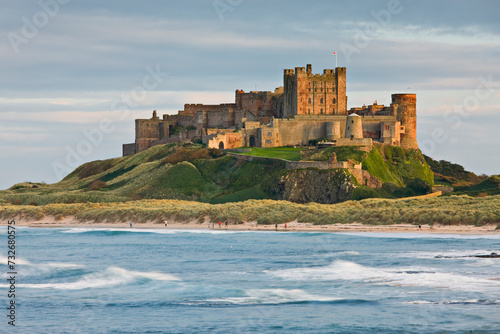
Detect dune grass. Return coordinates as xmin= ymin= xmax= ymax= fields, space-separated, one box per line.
xmin=2 ymin=195 xmax=499 ymax=227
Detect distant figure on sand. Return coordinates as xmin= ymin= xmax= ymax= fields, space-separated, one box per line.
xmin=130 ymin=222 xmax=133 ymax=228
xmin=164 ymin=220 xmax=167 ymax=227
xmin=225 ymin=221 xmax=228 ymax=229
xmin=418 ymin=224 xmax=421 ymax=231
xmin=284 ymin=223 xmax=287 ymax=230
xmin=219 ymin=222 xmax=221 ymax=228
xmin=275 ymin=223 xmax=278 ymax=230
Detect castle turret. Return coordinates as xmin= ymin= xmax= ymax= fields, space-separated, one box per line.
xmin=345 ymin=113 xmax=363 ymax=139
xmin=392 ymin=94 xmax=418 ymax=149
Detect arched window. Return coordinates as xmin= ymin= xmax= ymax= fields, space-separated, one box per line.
xmin=320 ymin=98 xmax=323 ymax=104
xmin=320 ymin=109 xmax=323 ymax=114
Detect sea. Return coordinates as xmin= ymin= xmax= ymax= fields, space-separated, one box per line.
xmin=1 ymin=226 xmax=500 ymax=334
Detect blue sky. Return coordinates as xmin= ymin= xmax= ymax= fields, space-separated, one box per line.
xmin=1 ymin=0 xmax=499 ymax=189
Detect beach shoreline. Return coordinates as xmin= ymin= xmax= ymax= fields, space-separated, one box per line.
xmin=3 ymin=216 xmax=498 ymax=235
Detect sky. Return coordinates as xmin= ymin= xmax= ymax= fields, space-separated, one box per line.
xmin=1 ymin=0 xmax=499 ymax=189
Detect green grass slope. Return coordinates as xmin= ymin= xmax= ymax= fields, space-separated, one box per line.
xmin=1 ymin=143 xmax=435 ymax=205
xmin=0 ymin=144 xmax=285 ymax=205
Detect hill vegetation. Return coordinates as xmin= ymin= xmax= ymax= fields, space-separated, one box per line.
xmin=424 ymin=155 xmax=499 ymax=197
xmin=3 ymin=142 xmax=499 ymax=226
xmin=0 ymin=143 xmax=436 ymax=206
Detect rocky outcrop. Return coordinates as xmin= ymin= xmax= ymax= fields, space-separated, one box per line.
xmin=273 ymin=169 xmax=355 ymax=204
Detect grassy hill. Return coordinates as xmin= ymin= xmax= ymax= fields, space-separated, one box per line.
xmin=424 ymin=155 xmax=499 ymax=197
xmin=0 ymin=143 xmax=435 ymax=206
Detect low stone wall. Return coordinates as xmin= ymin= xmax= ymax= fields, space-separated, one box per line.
xmin=224 ymin=152 xmax=381 ymax=187
xmin=285 ymin=161 xmax=331 ymax=170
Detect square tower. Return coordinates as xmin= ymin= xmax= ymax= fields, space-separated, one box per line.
xmin=283 ymin=64 xmax=347 ymax=117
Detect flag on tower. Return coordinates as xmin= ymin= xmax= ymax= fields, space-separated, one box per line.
xmin=332 ymin=52 xmax=336 ymax=55
xmin=332 ymin=52 xmax=338 ymax=67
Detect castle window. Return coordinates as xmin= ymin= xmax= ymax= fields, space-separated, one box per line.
xmin=265 ymin=140 xmax=272 ymax=144
xmin=403 ymin=98 xmax=408 ymax=101
xmin=384 ymin=125 xmax=390 ymax=131
xmin=315 ymin=88 xmax=317 ymax=92
xmin=321 ymin=88 xmax=323 ymax=92
xmin=320 ymin=109 xmax=323 ymax=114
xmin=308 ymin=98 xmax=311 ymax=104
xmin=403 ymin=106 xmax=407 ymax=111
xmin=333 ymin=98 xmax=336 ymax=104
xmin=332 ymin=108 xmax=335 ymax=113
xmin=332 ymin=88 xmax=335 ymax=92
xmin=308 ymin=109 xmax=311 ymax=114
xmin=268 ymin=132 xmax=272 ymax=136
xmin=320 ymin=98 xmax=323 ymax=104
xmin=308 ymin=88 xmax=311 ymax=92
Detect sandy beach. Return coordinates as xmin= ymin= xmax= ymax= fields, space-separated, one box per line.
xmin=5 ymin=215 xmax=499 ymax=235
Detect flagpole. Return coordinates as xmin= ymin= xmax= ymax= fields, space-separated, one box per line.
xmin=333 ymin=52 xmax=337 ymax=68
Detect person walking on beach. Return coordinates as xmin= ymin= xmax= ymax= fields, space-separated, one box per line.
xmin=284 ymin=223 xmax=287 ymax=230
xmin=129 ymin=222 xmax=133 ymax=228
xmin=275 ymin=223 xmax=278 ymax=231
xmin=225 ymin=221 xmax=228 ymax=229
xmin=164 ymin=220 xmax=167 ymax=227
xmin=418 ymin=224 xmax=421 ymax=231
xmin=219 ymin=221 xmax=222 ymax=228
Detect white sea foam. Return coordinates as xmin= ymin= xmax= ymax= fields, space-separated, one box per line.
xmin=269 ymin=260 xmax=500 ymax=292
xmin=0 ymin=266 xmax=180 ymax=290
xmin=206 ymin=288 xmax=342 ymax=305
xmin=338 ymin=251 xmax=360 ymax=256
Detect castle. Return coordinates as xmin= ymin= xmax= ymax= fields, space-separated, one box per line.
xmin=122 ymin=65 xmax=418 ymax=156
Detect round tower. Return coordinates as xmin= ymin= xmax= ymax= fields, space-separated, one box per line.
xmin=325 ymin=121 xmax=341 ymax=140
xmin=392 ymin=94 xmax=418 ymax=149
xmin=345 ymin=113 xmax=363 ymax=139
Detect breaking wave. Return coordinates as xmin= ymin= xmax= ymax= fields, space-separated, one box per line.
xmin=204 ymin=288 xmax=360 ymax=305
xmin=0 ymin=266 xmax=180 ymax=290
xmin=268 ymin=260 xmax=500 ymax=291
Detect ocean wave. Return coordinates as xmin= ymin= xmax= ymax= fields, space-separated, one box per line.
xmin=0 ymin=255 xmax=86 ymax=280
xmin=204 ymin=288 xmax=353 ymax=305
xmin=268 ymin=260 xmax=500 ymax=292
xmin=0 ymin=255 xmax=33 ymax=265
xmin=59 ymin=227 xmax=264 ymax=235
xmin=407 ymin=299 xmax=500 ymax=306
xmin=397 ymin=249 xmax=500 ymax=260
xmin=0 ymin=266 xmax=180 ymax=290
xmin=336 ymin=232 xmax=500 ymax=240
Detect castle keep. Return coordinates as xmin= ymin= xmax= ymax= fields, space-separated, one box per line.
xmin=123 ymin=65 xmax=418 ymax=156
